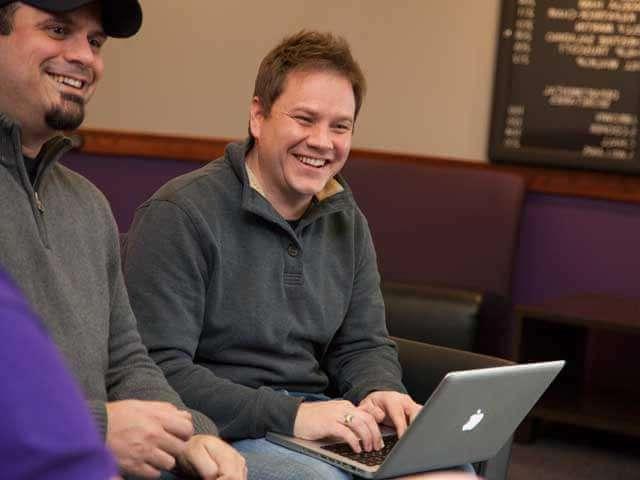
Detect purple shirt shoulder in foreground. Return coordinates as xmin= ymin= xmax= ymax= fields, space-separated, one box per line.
xmin=0 ymin=269 xmax=117 ymax=479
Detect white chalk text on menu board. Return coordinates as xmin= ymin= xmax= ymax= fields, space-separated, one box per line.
xmin=491 ymin=0 xmax=640 ymax=173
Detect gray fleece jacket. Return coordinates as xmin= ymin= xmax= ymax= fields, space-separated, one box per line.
xmin=123 ymin=140 xmax=406 ymax=441
xmin=0 ymin=114 xmax=217 ymax=437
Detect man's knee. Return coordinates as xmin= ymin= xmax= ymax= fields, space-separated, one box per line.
xmin=242 ymin=450 xmax=351 ymax=480
xmin=295 ymin=459 xmax=352 ymax=480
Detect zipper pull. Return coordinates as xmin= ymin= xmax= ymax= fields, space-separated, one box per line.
xmin=34 ymin=191 xmax=44 ymax=213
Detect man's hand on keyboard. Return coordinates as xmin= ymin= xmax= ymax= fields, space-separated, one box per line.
xmin=293 ymin=399 xmax=384 ymax=452
xmin=358 ymin=391 xmax=422 ymax=437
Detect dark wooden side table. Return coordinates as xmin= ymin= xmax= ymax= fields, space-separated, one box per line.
xmin=513 ymin=294 xmax=640 ymax=441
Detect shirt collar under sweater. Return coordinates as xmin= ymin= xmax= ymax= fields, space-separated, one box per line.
xmin=226 ymin=138 xmax=355 ymax=232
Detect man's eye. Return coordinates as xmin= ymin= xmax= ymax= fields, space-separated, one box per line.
xmin=47 ymin=24 xmax=68 ymax=37
xmin=89 ymin=38 xmax=105 ymax=50
xmin=333 ymin=124 xmax=352 ymax=133
xmin=294 ymin=116 xmax=312 ymax=125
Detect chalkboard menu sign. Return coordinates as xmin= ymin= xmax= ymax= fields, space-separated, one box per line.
xmin=489 ymin=0 xmax=640 ymax=173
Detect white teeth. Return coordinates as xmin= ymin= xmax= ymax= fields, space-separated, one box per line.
xmin=297 ymin=156 xmax=326 ymax=167
xmin=51 ymin=74 xmax=83 ymax=89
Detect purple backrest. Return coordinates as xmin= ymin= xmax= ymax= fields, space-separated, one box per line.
xmin=63 ymin=150 xmax=525 ymax=299
xmin=343 ymin=157 xmax=526 ymax=297
xmin=61 ymin=152 xmax=204 ymax=232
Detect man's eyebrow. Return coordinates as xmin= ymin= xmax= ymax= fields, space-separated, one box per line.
xmin=335 ymin=116 xmax=354 ymax=125
xmin=287 ymin=107 xmax=315 ymax=117
xmin=290 ymin=107 xmax=354 ymax=123
xmin=36 ymin=12 xmax=72 ymax=26
xmin=36 ymin=12 xmax=106 ymax=38
xmin=91 ymin=29 xmax=107 ymax=41
xmin=329 ymin=113 xmax=355 ymax=126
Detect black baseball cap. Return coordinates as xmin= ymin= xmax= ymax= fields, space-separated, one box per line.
xmin=0 ymin=0 xmax=142 ymax=38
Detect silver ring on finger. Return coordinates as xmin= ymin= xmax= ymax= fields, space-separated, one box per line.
xmin=343 ymin=412 xmax=355 ymax=426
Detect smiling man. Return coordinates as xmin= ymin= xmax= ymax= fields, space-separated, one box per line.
xmin=0 ymin=2 xmax=250 ymax=479
xmin=122 ymin=31 xmax=435 ymax=480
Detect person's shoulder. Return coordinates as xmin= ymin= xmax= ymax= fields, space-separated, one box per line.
xmin=50 ymin=164 xmax=118 ymax=233
xmin=332 ymin=185 xmax=371 ymax=241
xmin=151 ymin=157 xmax=239 ymax=205
xmin=52 ymin=163 xmax=110 ymax=206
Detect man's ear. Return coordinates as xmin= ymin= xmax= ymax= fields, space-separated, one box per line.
xmin=249 ymin=96 xmax=265 ymax=140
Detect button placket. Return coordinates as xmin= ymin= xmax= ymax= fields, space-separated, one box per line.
xmin=283 ymin=236 xmax=303 ymax=286
xmin=287 ymin=243 xmax=299 ymax=257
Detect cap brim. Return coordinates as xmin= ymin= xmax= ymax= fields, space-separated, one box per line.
xmin=4 ymin=0 xmax=142 ymax=38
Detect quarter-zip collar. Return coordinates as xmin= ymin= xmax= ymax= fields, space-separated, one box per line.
xmin=31 ymin=136 xmax=75 ymax=190
xmin=1 ymin=112 xmax=74 ymax=248
xmin=0 ymin=113 xmax=24 ymax=170
xmin=0 ymin=112 xmax=74 ymax=189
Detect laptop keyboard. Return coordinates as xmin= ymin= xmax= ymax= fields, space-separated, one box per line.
xmin=321 ymin=435 xmax=399 ymax=466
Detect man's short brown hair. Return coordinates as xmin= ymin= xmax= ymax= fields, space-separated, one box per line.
xmin=252 ymin=30 xmax=366 ymax=120
xmin=0 ymin=3 xmax=18 ymax=35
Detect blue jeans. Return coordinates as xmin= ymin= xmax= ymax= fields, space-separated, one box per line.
xmin=232 ymin=437 xmax=476 ymax=479
xmin=234 ymin=436 xmax=352 ymax=480
xmin=152 ymin=449 xmax=317 ymax=480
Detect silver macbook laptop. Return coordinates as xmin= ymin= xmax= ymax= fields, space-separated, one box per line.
xmin=267 ymin=360 xmax=564 ymax=479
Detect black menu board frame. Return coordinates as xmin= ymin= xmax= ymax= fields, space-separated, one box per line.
xmin=489 ymin=0 xmax=640 ymax=174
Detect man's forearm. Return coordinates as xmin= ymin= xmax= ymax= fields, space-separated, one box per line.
xmin=156 ymin=354 xmax=302 ymax=439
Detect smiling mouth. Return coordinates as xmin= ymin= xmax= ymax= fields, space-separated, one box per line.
xmin=47 ymin=73 xmax=86 ymax=90
xmin=295 ymin=154 xmax=328 ymax=168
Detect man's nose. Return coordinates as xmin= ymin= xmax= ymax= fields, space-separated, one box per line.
xmin=307 ymin=124 xmax=333 ymax=150
xmin=63 ymin=35 xmax=96 ymax=74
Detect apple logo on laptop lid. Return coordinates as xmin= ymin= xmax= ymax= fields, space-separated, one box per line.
xmin=462 ymin=409 xmax=484 ymax=431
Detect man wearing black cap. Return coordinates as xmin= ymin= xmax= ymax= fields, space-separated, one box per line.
xmin=0 ymin=2 xmax=250 ymax=479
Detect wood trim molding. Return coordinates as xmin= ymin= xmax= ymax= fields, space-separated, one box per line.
xmin=76 ymin=128 xmax=231 ymax=163
xmin=76 ymin=128 xmax=640 ymax=205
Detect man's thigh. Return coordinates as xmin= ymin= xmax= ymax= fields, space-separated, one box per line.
xmin=126 ymin=446 xmax=345 ymax=480
xmin=144 ymin=460 xmax=474 ymax=480
xmin=235 ymin=439 xmax=475 ymax=479
xmin=233 ymin=437 xmax=353 ymax=480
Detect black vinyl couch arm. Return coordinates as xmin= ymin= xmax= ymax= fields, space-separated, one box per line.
xmin=383 ymin=281 xmax=512 ymax=357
